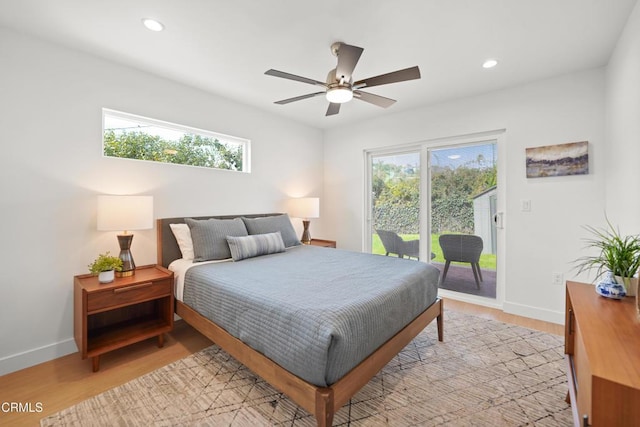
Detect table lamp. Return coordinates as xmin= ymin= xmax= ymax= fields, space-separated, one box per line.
xmin=97 ymin=195 xmax=153 ymax=276
xmin=289 ymin=197 xmax=320 ymax=244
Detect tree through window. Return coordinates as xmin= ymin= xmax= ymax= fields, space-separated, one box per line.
xmin=102 ymin=109 xmax=250 ymax=172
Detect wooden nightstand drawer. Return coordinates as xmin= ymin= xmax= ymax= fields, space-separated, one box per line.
xmin=309 ymin=238 xmax=337 ymax=248
xmin=87 ymin=279 xmax=171 ymax=313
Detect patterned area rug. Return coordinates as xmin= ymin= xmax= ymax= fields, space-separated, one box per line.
xmin=41 ymin=310 xmax=571 ymax=426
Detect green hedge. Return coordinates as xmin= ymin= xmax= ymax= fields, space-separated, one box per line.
xmin=430 ymin=193 xmax=474 ymax=234
xmin=373 ymin=202 xmax=419 ymax=234
xmin=373 ymin=196 xmax=473 ymax=235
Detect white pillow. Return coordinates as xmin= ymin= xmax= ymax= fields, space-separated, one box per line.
xmin=169 ymin=223 xmax=194 ymax=260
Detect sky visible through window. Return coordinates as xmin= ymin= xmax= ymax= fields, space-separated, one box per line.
xmin=104 ymin=116 xmax=186 ymax=141
xmin=432 ymin=144 xmax=496 ymax=169
xmin=373 ymin=144 xmax=496 ymax=170
xmin=373 ymin=153 xmax=418 ymax=167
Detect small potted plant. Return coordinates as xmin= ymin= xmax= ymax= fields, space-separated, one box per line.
xmin=574 ymin=217 xmax=640 ymax=296
xmin=88 ymin=252 xmax=123 ymax=283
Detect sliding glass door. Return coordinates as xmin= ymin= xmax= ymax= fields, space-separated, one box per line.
xmin=366 ymin=139 xmax=499 ymax=301
xmin=429 ymin=143 xmax=497 ymax=299
xmin=369 ymin=151 xmax=422 ymax=260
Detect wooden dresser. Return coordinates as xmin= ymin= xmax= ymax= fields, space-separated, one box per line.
xmin=565 ymin=281 xmax=640 ymax=426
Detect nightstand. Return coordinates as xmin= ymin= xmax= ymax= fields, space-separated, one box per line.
xmin=308 ymin=238 xmax=337 ymax=248
xmin=74 ymin=264 xmax=174 ymax=372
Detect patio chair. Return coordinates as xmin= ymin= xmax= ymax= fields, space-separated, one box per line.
xmin=376 ymin=229 xmax=420 ymax=260
xmin=439 ymin=234 xmax=484 ymax=288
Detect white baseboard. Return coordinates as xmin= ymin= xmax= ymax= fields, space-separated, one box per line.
xmin=440 ymin=289 xmax=565 ymax=326
xmin=1 ymin=316 xmax=184 ymax=376
xmin=502 ymin=301 xmax=565 ymax=325
xmin=0 ymin=338 xmax=77 ymax=376
xmin=438 ymin=289 xmax=504 ymax=310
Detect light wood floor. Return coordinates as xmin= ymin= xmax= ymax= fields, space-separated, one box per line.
xmin=0 ymin=299 xmax=563 ymax=427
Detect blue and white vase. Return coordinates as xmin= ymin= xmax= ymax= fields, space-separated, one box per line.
xmin=614 ymin=275 xmax=638 ymax=297
xmin=595 ymin=271 xmax=626 ymax=300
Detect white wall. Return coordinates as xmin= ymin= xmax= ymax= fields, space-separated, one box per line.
xmin=3 ymin=2 xmax=637 ymax=374
xmin=0 ymin=27 xmax=324 ymax=375
xmin=606 ymin=1 xmax=640 ymax=233
xmin=324 ymin=69 xmax=606 ymax=324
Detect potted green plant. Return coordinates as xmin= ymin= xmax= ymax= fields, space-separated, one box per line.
xmin=574 ymin=217 xmax=640 ymax=296
xmin=88 ymin=252 xmax=123 ymax=283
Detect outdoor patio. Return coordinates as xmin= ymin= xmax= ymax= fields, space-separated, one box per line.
xmin=433 ymin=262 xmax=497 ymax=299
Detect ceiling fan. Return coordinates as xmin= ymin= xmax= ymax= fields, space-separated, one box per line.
xmin=265 ymin=42 xmax=421 ymax=117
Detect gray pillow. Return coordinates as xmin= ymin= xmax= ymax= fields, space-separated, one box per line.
xmin=242 ymin=214 xmax=301 ymax=247
xmin=185 ymin=217 xmax=248 ymax=261
xmin=227 ymin=232 xmax=286 ymax=261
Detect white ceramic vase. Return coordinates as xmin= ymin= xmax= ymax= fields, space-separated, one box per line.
xmin=98 ymin=270 xmax=115 ymax=284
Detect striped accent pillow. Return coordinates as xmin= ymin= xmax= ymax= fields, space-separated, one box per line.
xmin=227 ymin=232 xmax=286 ymax=261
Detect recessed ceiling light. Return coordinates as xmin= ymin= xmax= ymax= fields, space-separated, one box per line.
xmin=142 ymin=18 xmax=164 ymax=32
xmin=482 ymin=59 xmax=498 ymax=69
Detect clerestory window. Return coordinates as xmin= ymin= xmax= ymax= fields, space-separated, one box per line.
xmin=102 ymin=109 xmax=250 ymax=172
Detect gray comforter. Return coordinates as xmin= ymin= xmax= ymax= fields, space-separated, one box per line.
xmin=183 ymin=245 xmax=440 ymax=387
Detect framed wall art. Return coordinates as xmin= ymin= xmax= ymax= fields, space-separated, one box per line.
xmin=526 ymin=141 xmax=588 ymax=178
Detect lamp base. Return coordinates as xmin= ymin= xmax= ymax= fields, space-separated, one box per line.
xmin=116 ymin=234 xmax=136 ymax=276
xmin=301 ymin=220 xmax=311 ymax=245
xmin=116 ymin=270 xmax=135 ymax=278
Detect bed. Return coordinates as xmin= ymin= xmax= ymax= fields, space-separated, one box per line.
xmin=157 ymin=213 xmax=443 ymax=426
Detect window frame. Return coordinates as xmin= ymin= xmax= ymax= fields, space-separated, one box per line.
xmin=102 ymin=108 xmax=251 ymax=173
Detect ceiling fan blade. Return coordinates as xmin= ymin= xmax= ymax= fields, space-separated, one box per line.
xmin=265 ymin=69 xmax=327 ymax=88
xmin=353 ymin=90 xmax=396 ymax=108
xmin=274 ymin=92 xmax=326 ymax=105
xmin=353 ymin=66 xmax=421 ymax=89
xmin=335 ymin=43 xmax=364 ymax=82
xmin=326 ymin=103 xmax=341 ymax=116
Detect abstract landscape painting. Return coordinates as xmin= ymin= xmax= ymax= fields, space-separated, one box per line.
xmin=526 ymin=141 xmax=588 ymax=178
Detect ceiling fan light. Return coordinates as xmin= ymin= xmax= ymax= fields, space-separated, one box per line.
xmin=326 ymin=87 xmax=353 ymax=104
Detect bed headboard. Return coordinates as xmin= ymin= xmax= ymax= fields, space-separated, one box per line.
xmin=156 ymin=213 xmax=283 ymax=268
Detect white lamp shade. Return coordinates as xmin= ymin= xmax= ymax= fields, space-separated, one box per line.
xmin=97 ymin=195 xmax=154 ymax=232
xmin=289 ymin=197 xmax=320 ymax=219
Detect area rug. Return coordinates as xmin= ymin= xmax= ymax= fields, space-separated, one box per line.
xmin=41 ymin=310 xmax=572 ymax=426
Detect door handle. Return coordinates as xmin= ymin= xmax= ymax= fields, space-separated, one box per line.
xmin=494 ymin=212 xmax=504 ymax=229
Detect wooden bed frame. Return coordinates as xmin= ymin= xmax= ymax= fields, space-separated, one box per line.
xmin=157 ymin=214 xmax=444 ymax=426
